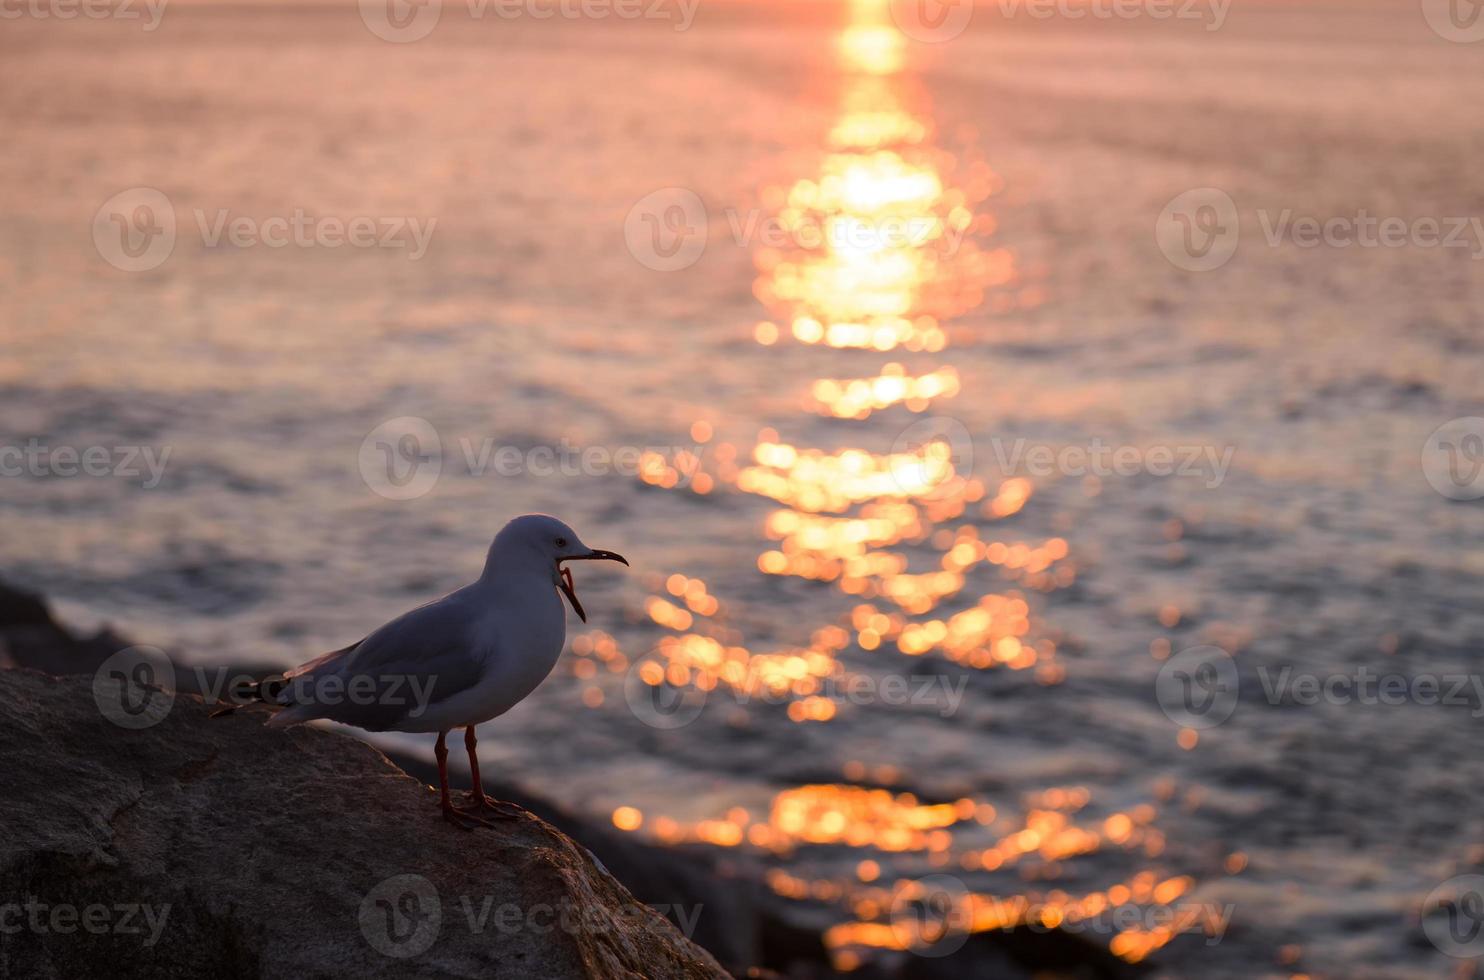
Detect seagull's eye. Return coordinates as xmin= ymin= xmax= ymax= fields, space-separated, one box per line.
xmin=555 ymin=537 xmax=568 ymax=548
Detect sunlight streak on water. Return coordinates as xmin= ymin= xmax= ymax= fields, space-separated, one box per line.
xmin=583 ymin=1 xmax=1227 ymax=968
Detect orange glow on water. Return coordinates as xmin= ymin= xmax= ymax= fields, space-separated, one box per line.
xmin=750 ymin=9 xmax=1010 ymax=359
xmin=608 ymin=2 xmax=1213 ymax=970
xmin=602 ymin=779 xmax=1213 ymax=966
xmin=771 ymin=784 xmax=967 ymax=850
xmin=809 ymin=363 xmax=961 ymax=419
xmin=838 ymin=0 xmax=905 ymax=76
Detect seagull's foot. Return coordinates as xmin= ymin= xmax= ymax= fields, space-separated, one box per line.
xmin=461 ymin=792 xmax=526 ymax=821
xmin=440 ymin=801 xmax=497 ymax=831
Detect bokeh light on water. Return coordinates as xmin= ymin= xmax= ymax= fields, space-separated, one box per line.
xmin=590 ymin=1 xmax=1225 ymax=967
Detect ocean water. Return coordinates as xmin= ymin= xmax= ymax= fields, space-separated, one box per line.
xmin=3 ymin=1 xmax=1484 ymax=976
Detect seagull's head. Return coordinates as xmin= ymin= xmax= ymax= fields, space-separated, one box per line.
xmin=489 ymin=514 xmax=628 ymax=622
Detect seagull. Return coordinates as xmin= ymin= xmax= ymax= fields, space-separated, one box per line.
xmin=220 ymin=514 xmax=627 ymax=829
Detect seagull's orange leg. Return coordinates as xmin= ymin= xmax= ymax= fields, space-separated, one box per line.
xmin=460 ymin=725 xmax=524 ymax=820
xmin=437 ymin=729 xmax=493 ymax=830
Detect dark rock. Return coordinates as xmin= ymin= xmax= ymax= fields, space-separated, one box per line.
xmin=386 ymin=747 xmax=796 ymax=976
xmin=0 ymin=577 xmax=128 ymax=676
xmin=898 ymin=925 xmax=1144 ymax=980
xmin=0 ymin=670 xmax=729 ymax=980
xmin=0 ymin=577 xmax=278 ymax=694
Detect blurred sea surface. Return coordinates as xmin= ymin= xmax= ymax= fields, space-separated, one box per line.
xmin=3 ymin=1 xmax=1484 ymax=975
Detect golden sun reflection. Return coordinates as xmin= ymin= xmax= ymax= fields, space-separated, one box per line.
xmin=838 ymin=0 xmax=905 ymax=76
xmin=809 ymin=363 xmax=961 ymax=419
xmin=752 ymin=14 xmax=1013 ymax=358
xmin=620 ymin=0 xmax=1069 ymax=732
xmin=598 ymin=780 xmax=1227 ymax=968
xmin=614 ymin=1 xmax=1213 ymax=970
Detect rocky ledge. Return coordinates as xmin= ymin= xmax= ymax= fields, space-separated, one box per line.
xmin=0 ymin=668 xmax=728 ymax=980
xmin=0 ymin=578 xmax=1142 ymax=980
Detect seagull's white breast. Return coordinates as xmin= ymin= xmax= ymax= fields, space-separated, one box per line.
xmin=410 ymin=577 xmax=567 ymax=732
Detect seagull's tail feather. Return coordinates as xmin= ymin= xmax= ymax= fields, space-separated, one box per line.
xmin=208 ymin=674 xmax=289 ymax=720
xmin=209 ymin=641 xmax=362 ymax=723
xmin=263 ymin=702 xmax=322 ymax=728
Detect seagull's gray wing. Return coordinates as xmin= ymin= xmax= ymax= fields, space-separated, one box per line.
xmin=268 ymin=592 xmax=487 ymax=732
xmin=281 ymin=639 xmax=362 ymax=681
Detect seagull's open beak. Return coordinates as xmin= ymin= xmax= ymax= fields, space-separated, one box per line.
xmin=565 ymin=549 xmax=629 ymax=566
xmin=557 ymin=549 xmax=628 ymax=622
